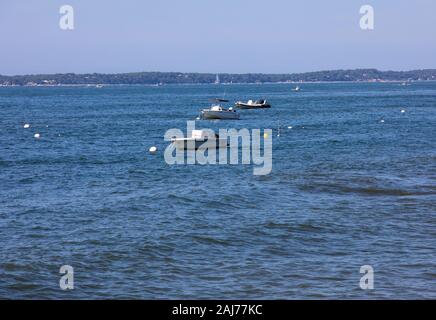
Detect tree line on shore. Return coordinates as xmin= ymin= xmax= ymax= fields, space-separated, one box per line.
xmin=1 ymin=69 xmax=435 ymax=86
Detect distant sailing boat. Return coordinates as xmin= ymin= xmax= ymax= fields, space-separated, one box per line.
xmin=214 ymin=74 xmax=220 ymax=84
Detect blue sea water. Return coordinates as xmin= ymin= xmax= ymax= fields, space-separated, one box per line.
xmin=0 ymin=82 xmax=435 ymax=299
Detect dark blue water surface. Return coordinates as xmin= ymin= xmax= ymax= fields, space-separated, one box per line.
xmin=0 ymin=82 xmax=435 ymax=299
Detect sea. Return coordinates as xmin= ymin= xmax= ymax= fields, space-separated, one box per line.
xmin=0 ymin=82 xmax=435 ymax=299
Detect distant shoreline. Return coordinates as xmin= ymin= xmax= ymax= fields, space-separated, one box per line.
xmin=1 ymin=80 xmax=435 ymax=88
xmin=1 ymin=69 xmax=435 ymax=86
xmin=1 ymin=79 xmax=436 ymax=87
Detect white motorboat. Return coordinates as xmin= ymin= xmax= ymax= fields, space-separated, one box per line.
xmin=171 ymin=130 xmax=228 ymax=150
xmin=200 ymin=99 xmax=240 ymax=120
xmin=292 ymin=86 xmax=301 ymax=92
xmin=235 ymin=99 xmax=271 ymax=109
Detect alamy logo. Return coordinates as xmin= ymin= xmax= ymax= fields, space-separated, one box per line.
xmin=164 ymin=121 xmax=273 ymax=175
xmin=59 ymin=265 xmax=74 ymax=290
xmin=359 ymin=265 xmax=374 ymax=290
xmin=360 ymin=5 xmax=374 ymax=30
xmin=59 ymin=5 xmax=74 ymax=30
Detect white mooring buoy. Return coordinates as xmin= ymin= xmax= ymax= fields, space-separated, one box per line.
xmin=149 ymin=146 xmax=157 ymax=154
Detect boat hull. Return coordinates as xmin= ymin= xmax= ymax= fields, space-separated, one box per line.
xmin=234 ymin=103 xmax=271 ymax=109
xmin=172 ymin=138 xmax=228 ymax=150
xmin=201 ymin=110 xmax=240 ymax=120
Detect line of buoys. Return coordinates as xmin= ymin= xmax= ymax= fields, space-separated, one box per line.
xmin=377 ymin=109 xmax=407 ymax=124
xmin=23 ymin=123 xmax=41 ymax=139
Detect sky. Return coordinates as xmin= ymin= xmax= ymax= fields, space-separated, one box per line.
xmin=0 ymin=0 xmax=435 ymax=75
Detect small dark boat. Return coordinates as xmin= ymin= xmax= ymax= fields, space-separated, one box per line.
xmin=171 ymin=130 xmax=228 ymax=150
xmin=234 ymin=99 xmax=271 ymax=109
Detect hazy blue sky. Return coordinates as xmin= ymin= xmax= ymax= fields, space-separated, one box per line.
xmin=0 ymin=0 xmax=435 ymax=75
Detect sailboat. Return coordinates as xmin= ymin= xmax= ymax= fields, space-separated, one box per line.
xmin=214 ymin=74 xmax=220 ymax=85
